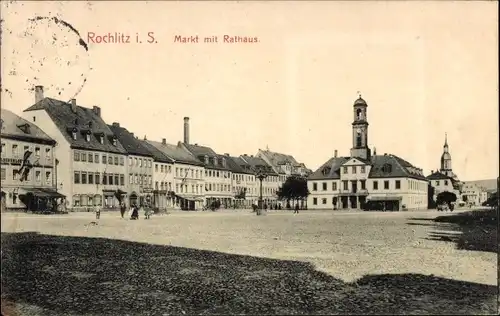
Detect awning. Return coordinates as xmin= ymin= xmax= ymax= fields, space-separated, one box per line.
xmin=19 ymin=188 xmax=65 ymax=198
xmin=367 ymin=196 xmax=402 ymax=202
xmin=175 ymin=194 xmax=203 ymax=202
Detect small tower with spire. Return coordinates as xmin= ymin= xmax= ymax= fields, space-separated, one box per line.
xmin=350 ymin=92 xmax=371 ymax=160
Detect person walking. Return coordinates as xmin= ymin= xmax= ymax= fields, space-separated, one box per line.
xmin=95 ymin=206 xmax=101 ymax=220
xmin=120 ymin=201 xmax=126 ymax=219
xmin=293 ymin=203 xmax=299 ymax=214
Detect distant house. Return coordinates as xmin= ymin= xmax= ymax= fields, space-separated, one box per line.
xmin=224 ymin=154 xmax=258 ymax=208
xmin=426 ymin=171 xmax=461 ymax=201
xmin=257 ymin=148 xmax=311 ymax=182
xmin=239 ymin=154 xmax=280 ymax=208
xmin=22 ymin=86 xmax=128 ymax=210
xmin=1 ymin=108 xmax=61 ymax=212
xmin=308 ymin=96 xmax=428 ymax=211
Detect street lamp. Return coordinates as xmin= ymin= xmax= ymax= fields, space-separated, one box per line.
xmin=255 ymin=170 xmax=268 ymax=216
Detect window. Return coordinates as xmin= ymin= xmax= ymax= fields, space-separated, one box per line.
xmin=360 ymin=180 xmax=366 ymax=190
xmin=436 ymin=180 xmax=440 ymax=186
xmin=108 ymin=174 xmax=113 ymax=185
xmin=395 ymin=180 xmax=401 ymax=189
xmin=373 ymin=181 xmax=378 ymax=190
xmin=88 ymin=173 xmax=94 ymax=184
xmin=343 ymin=166 xmax=348 ymax=174
xmin=361 ymin=166 xmax=365 ymax=173
xmin=382 ymin=164 xmax=392 ymax=174
xmin=74 ymin=152 xmax=80 ymax=161
xmin=343 ymin=180 xmax=348 ymax=190
xmin=322 ymin=182 xmax=327 ymax=191
xmin=88 ymin=153 xmax=93 ymax=163
xmin=85 ymin=134 xmax=90 ymax=142
xmin=313 ymin=197 xmax=318 ymax=205
xmin=313 ymin=183 xmax=317 ymax=191
xmin=102 ymin=174 xmax=107 ymax=185
xmin=155 ymin=182 xmax=159 ymax=189
xmin=134 ymin=174 xmax=138 ymax=184
xmin=155 ymin=164 xmax=159 ymax=172
xmin=88 ymin=195 xmax=94 ymax=206
xmin=95 ymin=172 xmax=100 ymax=184
xmin=74 ymin=172 xmax=80 ymax=184
xmin=114 ymin=174 xmax=119 ymax=185
xmin=73 ymin=195 xmax=80 ymax=207
xmin=95 ymin=154 xmax=99 ymax=163
xmin=72 ymin=132 xmax=77 ymax=140
xmin=0 ymin=168 xmax=5 ymax=180
xmin=102 ymin=155 xmax=107 ymax=164
xmin=321 ymin=198 xmax=327 ymax=205
xmin=81 ymin=172 xmax=87 ymax=184
xmin=112 ymin=138 xmax=117 ymax=146
xmin=108 ymin=156 xmax=112 ymax=164
xmin=100 ymin=135 xmax=104 ymax=144
xmin=129 ymin=157 xmax=133 ymax=166
xmin=35 ymin=170 xmax=41 ymax=181
xmin=35 ymin=147 xmax=40 ymax=158
xmin=332 ymin=182 xmax=337 ymax=191
xmin=161 ymin=165 xmax=164 ymax=172
xmin=12 ymin=144 xmax=18 ymax=157
xmin=352 ymin=166 xmax=356 ymax=173
xmin=81 ymin=153 xmax=87 ymax=162
xmin=114 ymin=157 xmax=118 ymax=165
xmin=120 ymin=157 xmax=124 ymax=165
xmin=129 ymin=174 xmax=133 ymax=184
xmin=134 ymin=158 xmax=138 ymax=166
xmin=384 ymin=180 xmax=389 ymax=190
xmin=140 ymin=159 xmax=143 ymax=167
xmin=120 ymin=174 xmax=125 ymax=186
xmin=45 ymin=171 xmax=51 ymax=184
xmin=444 ymin=180 xmax=448 ymax=185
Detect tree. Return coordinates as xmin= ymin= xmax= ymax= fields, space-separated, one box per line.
xmin=114 ymin=189 xmax=126 ymax=204
xmin=462 ymin=195 xmax=468 ymax=203
xmin=276 ymin=176 xmax=310 ymax=207
xmin=436 ymin=191 xmax=457 ymax=207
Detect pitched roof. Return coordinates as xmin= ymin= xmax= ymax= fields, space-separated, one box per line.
xmin=224 ymin=156 xmax=249 ymax=174
xmin=1 ymin=109 xmax=55 ymax=145
xmin=427 ymin=171 xmax=454 ymax=180
xmin=308 ymin=157 xmax=350 ymax=180
xmin=182 ymin=143 xmax=232 ymax=171
xmin=145 ymin=140 xmax=203 ymax=166
xmin=23 ymin=98 xmax=126 ymax=154
xmin=308 ymin=154 xmax=427 ymax=181
xmin=260 ymin=149 xmax=299 ymax=165
xmin=140 ymin=140 xmax=174 ymax=164
xmin=108 ymin=123 xmax=153 ymax=157
xmin=240 ymin=154 xmax=277 ymax=175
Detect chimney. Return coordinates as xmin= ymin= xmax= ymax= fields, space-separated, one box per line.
xmin=35 ymin=85 xmax=44 ymax=103
xmin=224 ymin=153 xmax=230 ymax=156
xmin=373 ymin=147 xmax=377 ymax=155
xmin=70 ymin=99 xmax=77 ymax=113
xmin=334 ymin=150 xmax=338 ymax=158
xmin=92 ymin=106 xmax=101 ymax=117
xmin=162 ymin=138 xmax=166 ymax=145
xmin=112 ymin=122 xmax=120 ymax=127
xmin=183 ymin=117 xmax=190 ymax=144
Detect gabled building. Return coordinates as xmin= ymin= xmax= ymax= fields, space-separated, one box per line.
xmin=307 ymin=95 xmax=428 ymax=211
xmin=22 ymin=86 xmax=128 ymax=210
xmin=461 ymin=182 xmax=489 ymax=206
xmin=140 ymin=140 xmax=175 ymax=211
xmin=1 ymin=109 xmax=62 ymax=212
xmin=178 ymin=117 xmax=233 ymax=207
xmin=144 ymin=138 xmax=205 ymax=210
xmin=108 ymin=123 xmax=155 ymax=207
xmin=224 ymin=154 xmax=258 ymax=208
xmin=239 ymin=154 xmax=280 ymax=208
xmin=257 ymin=148 xmax=311 ymax=182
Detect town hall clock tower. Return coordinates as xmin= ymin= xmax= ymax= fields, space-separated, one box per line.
xmin=350 ymin=93 xmax=372 ymax=160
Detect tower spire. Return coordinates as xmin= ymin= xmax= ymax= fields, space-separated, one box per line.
xmin=444 ymin=132 xmax=448 ymax=146
xmin=357 ymin=91 xmax=362 ymax=99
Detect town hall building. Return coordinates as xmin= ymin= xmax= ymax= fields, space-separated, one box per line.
xmin=307 ymin=95 xmax=428 ymax=211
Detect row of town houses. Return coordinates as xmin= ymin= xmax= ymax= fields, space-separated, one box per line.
xmin=1 ymin=86 xmax=312 ymax=212
xmin=1 ymin=87 xmax=491 ymax=213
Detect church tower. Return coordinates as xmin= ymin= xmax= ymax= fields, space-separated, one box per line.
xmin=440 ymin=133 xmax=453 ymax=177
xmin=350 ymin=93 xmax=371 ymax=160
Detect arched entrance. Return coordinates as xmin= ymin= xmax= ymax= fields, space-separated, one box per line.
xmin=129 ymin=192 xmax=138 ymax=207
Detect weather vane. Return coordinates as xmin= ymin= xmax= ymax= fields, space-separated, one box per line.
xmin=357 ymin=91 xmax=362 ymax=99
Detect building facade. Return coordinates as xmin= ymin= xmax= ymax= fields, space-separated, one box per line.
xmin=1 ymin=109 xmax=62 ymax=211
xmin=240 ymin=154 xmax=280 ymax=208
xmin=22 ymin=86 xmax=128 ymax=210
xmin=461 ymin=182 xmax=488 ymax=206
xmin=144 ymin=138 xmax=205 ymax=210
xmin=141 ymin=140 xmax=175 ymax=210
xmin=109 ymin=123 xmax=155 ymax=207
xmin=178 ymin=117 xmax=233 ymax=207
xmin=307 ymin=95 xmax=428 ymax=211
xmin=225 ymin=155 xmax=258 ymax=207
xmin=257 ymin=148 xmax=311 ymax=182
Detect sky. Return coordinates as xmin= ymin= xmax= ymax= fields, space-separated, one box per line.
xmin=1 ymin=1 xmax=498 ymax=181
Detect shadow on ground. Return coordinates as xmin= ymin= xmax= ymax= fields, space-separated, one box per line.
xmin=408 ymin=209 xmax=498 ymax=254
xmin=1 ymin=232 xmax=496 ymax=315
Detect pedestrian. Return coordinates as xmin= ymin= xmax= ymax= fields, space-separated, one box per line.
xmin=95 ymin=207 xmax=101 ymax=220
xmin=294 ymin=203 xmax=299 ymax=214
xmin=130 ymin=204 xmax=139 ymax=220
xmin=120 ymin=201 xmax=126 ymax=219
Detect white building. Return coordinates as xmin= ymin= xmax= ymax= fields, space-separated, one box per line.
xmin=22 ymin=86 xmax=128 ymax=211
xmin=307 ymin=95 xmax=428 ymax=211
xmin=461 ymin=182 xmax=489 ymax=206
xmin=256 ymin=148 xmax=311 ymax=182
xmin=225 ymin=155 xmax=258 ymax=207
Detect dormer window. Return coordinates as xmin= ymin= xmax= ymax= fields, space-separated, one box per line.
xmin=74 ymin=119 xmax=79 ymax=125
xmin=85 ymin=133 xmax=90 ymax=142
xmin=213 ymin=156 xmax=218 ymax=166
xmin=72 ymin=131 xmax=77 ymax=140
xmin=222 ymin=157 xmax=226 ymax=167
xmin=321 ymin=166 xmax=331 ymax=176
xmin=204 ymin=155 xmax=209 ymax=165
xmin=17 ymin=123 xmax=31 ymax=134
xmin=112 ymin=137 xmax=117 ymax=146
xmin=100 ymin=135 xmax=104 ymax=144
xmin=382 ymin=163 xmax=392 ymax=174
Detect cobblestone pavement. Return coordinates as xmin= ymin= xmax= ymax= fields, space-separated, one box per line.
xmin=1 ymin=209 xmax=497 ymax=315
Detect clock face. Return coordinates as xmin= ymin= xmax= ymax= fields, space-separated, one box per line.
xmin=356 ymin=128 xmax=361 ymax=133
